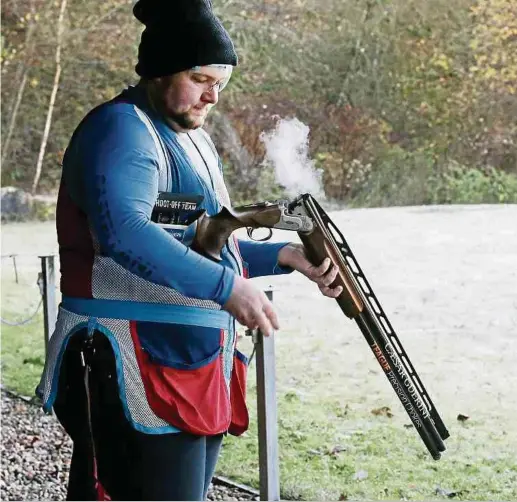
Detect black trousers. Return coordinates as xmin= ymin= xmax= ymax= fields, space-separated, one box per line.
xmin=53 ymin=330 xmax=223 ymax=501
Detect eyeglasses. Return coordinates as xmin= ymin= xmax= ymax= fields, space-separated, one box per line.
xmin=190 ymin=70 xmax=232 ymax=93
xmin=205 ymin=79 xmax=227 ymax=93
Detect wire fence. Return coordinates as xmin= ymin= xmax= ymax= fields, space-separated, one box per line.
xmin=1 ymin=297 xmax=43 ymax=326
xmin=1 ymin=254 xmax=57 ymax=346
xmin=1 ymin=255 xmax=44 ymax=326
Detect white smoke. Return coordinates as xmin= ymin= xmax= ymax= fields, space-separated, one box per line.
xmin=260 ymin=117 xmax=325 ymax=200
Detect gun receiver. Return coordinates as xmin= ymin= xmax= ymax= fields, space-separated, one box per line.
xmin=191 ymin=193 xmax=449 ymax=459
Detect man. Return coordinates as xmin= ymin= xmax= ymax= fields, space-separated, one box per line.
xmin=37 ymin=0 xmax=342 ymax=500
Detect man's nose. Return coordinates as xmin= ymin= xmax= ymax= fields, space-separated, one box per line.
xmin=202 ymin=86 xmax=219 ymax=104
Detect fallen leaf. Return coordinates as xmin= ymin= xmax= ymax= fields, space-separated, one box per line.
xmin=371 ymin=406 xmax=393 ymax=418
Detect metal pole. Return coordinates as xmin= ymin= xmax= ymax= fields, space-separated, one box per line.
xmin=11 ymin=255 xmax=19 ymax=284
xmin=254 ymin=288 xmax=280 ymax=501
xmin=40 ymin=255 xmax=57 ymax=357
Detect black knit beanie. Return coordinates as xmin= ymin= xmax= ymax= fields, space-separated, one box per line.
xmin=133 ymin=0 xmax=238 ymax=78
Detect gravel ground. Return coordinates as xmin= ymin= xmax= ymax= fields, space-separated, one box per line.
xmin=0 ymin=390 xmax=258 ymax=501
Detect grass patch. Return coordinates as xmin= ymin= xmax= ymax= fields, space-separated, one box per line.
xmin=1 ymin=312 xmax=45 ymax=396
xmin=1 ymin=264 xmax=47 ymax=397
xmin=218 ymin=392 xmax=517 ymax=500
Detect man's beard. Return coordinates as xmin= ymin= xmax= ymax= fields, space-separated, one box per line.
xmin=169 ymin=109 xmax=206 ymax=130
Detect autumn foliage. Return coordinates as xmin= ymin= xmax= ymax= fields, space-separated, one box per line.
xmin=1 ymin=0 xmax=516 ymax=205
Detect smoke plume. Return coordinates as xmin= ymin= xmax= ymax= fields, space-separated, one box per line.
xmin=260 ymin=118 xmax=325 ymax=199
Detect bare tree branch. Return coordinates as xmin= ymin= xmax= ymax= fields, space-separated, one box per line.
xmin=2 ymin=72 xmax=29 ymax=166
xmin=1 ymin=0 xmax=37 ymax=165
xmin=67 ymin=0 xmax=128 ymax=38
xmin=31 ymin=0 xmax=68 ymax=195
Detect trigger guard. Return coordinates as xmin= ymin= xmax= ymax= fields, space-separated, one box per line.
xmin=247 ymin=227 xmax=273 ymax=242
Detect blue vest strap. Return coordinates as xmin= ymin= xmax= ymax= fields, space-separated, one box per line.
xmin=61 ymin=296 xmax=232 ymax=331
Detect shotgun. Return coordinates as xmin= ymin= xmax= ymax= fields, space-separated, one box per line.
xmin=182 ymin=192 xmax=450 ymax=459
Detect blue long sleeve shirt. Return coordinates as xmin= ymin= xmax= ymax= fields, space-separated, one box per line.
xmin=61 ymin=85 xmax=292 ymax=306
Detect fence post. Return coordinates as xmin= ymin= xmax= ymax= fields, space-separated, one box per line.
xmin=254 ymin=288 xmax=281 ymax=501
xmin=11 ymin=254 xmax=19 ymax=284
xmin=40 ymin=255 xmax=57 ymax=357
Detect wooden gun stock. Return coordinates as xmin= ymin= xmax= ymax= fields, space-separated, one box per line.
xmin=191 ymin=203 xmax=283 ymax=261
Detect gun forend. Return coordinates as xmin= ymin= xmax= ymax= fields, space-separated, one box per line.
xmin=298 ymin=222 xmax=364 ymax=318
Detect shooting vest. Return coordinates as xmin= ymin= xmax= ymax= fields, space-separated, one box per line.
xmin=37 ymin=94 xmax=249 ymax=436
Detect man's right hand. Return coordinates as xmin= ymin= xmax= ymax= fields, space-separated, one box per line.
xmin=222 ymin=275 xmax=279 ymax=336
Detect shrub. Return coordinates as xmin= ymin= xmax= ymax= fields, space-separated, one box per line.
xmin=439 ymin=162 xmax=517 ymax=204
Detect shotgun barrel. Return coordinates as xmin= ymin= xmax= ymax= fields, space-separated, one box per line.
xmin=293 ymin=194 xmax=449 ymax=459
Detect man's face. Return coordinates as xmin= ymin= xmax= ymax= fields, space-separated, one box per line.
xmin=150 ymin=66 xmax=231 ymax=132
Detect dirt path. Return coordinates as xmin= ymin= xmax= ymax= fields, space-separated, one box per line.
xmin=3 ymin=204 xmax=517 ymax=439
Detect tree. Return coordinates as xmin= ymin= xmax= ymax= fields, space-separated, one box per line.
xmin=31 ymin=0 xmax=68 ymax=194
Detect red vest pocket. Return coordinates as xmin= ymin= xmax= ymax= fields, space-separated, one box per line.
xmin=129 ymin=321 xmax=231 ymax=435
xmin=228 ymin=349 xmax=250 ymax=436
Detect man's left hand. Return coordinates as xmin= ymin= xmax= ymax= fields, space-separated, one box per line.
xmin=277 ymin=243 xmax=343 ymax=299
